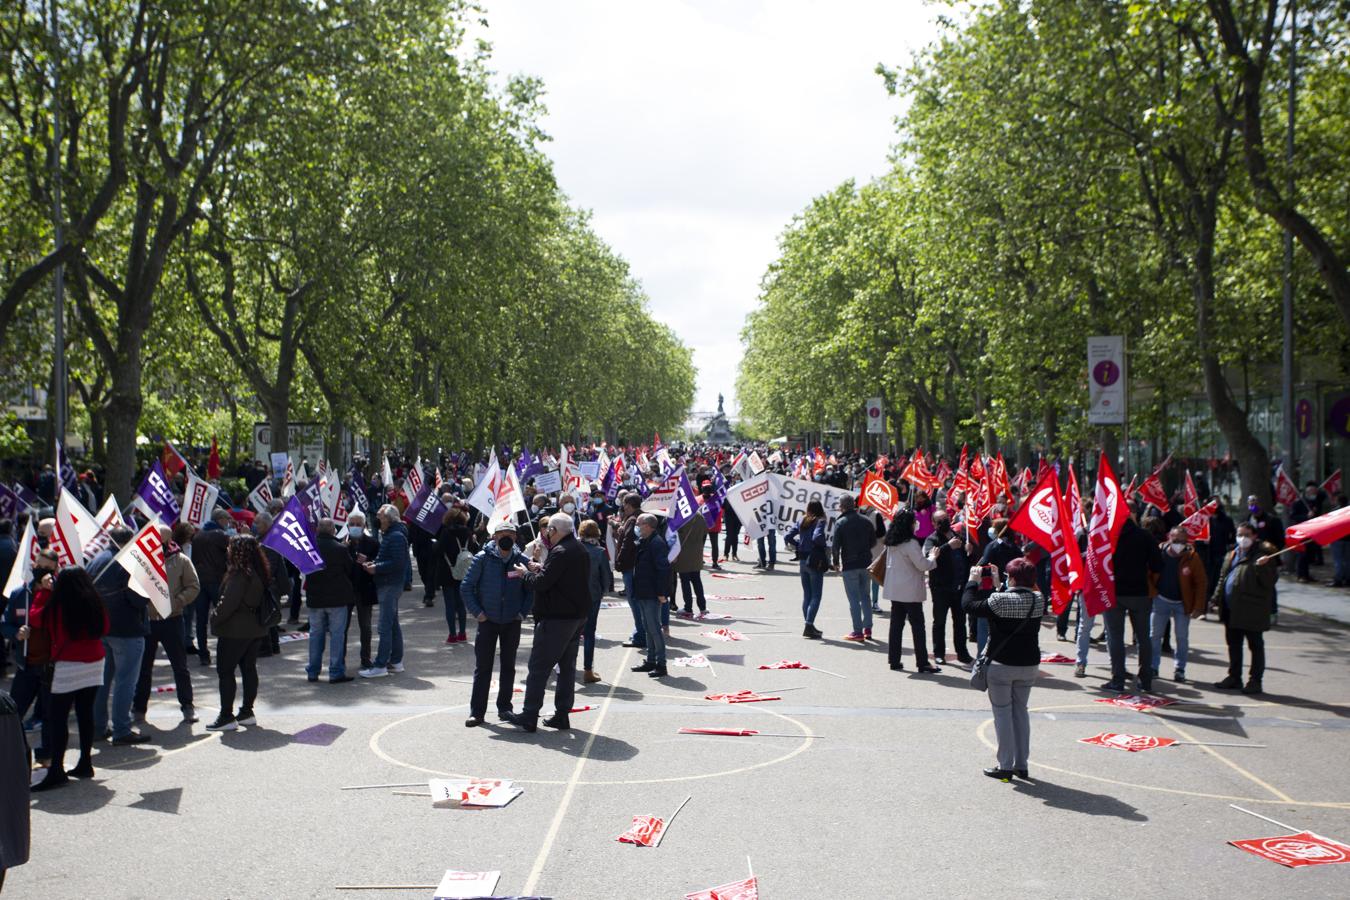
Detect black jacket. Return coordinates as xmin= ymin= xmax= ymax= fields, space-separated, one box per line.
xmin=831 ymin=510 xmax=879 ymax=571
xmin=348 ymin=532 xmax=380 ymax=606
xmin=90 ymin=548 xmax=149 ymax=638
xmin=193 ymin=525 xmax=230 ymax=586
xmin=924 ymin=527 xmax=970 ymax=591
xmin=1113 ymin=519 xmax=1162 ymax=597
xmin=521 ymin=533 xmax=591 ymax=619
xmin=305 ymin=535 xmax=354 ymax=608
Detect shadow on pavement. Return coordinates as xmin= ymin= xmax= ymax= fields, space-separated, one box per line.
xmin=1012 ymin=778 xmax=1148 ymax=821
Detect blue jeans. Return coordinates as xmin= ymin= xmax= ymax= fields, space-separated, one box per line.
xmin=372 ymin=583 xmax=404 ymax=668
xmin=1150 ymin=595 xmax=1189 ymax=675
xmin=442 ymin=578 xmax=466 ymax=635
xmin=1333 ymin=541 xmax=1350 ymax=584
xmin=871 ymin=577 xmax=880 ymax=608
xmin=96 ymin=634 xmax=146 ymax=738
xmin=1075 ymin=597 xmax=1097 ymax=667
xmin=583 ymin=596 xmax=601 ymax=670
xmin=185 ymin=581 xmax=218 ymax=657
xmin=307 ymin=606 xmax=349 ymax=679
xmin=622 ymin=571 xmax=645 ymax=646
xmin=975 ymin=617 xmax=990 ymax=655
xmin=799 ymin=564 xmax=824 ymax=624
xmin=840 ymin=568 xmax=872 ymax=633
xmin=1104 ymin=595 xmax=1153 ymax=685
xmin=637 ymin=597 xmax=666 ymax=665
xmin=757 ymin=531 xmax=777 ymax=566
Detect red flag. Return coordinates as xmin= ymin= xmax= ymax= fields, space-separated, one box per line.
xmin=1123 ymin=473 xmax=1138 ymax=501
xmin=162 ymin=440 xmax=188 ymax=477
xmin=1067 ymin=463 xmax=1084 ymax=530
xmin=1285 ymin=503 xmax=1350 ymax=548
xmin=857 ymin=471 xmax=899 ymax=519
xmin=1082 ymin=452 xmax=1128 ymax=616
xmin=207 ymin=436 xmax=221 ymax=481
xmin=1272 ymin=464 xmax=1299 ymax=507
xmin=900 ymin=449 xmax=942 ymax=493
xmin=813 ymin=447 xmax=826 ymax=475
xmin=1009 ymin=466 xmax=1085 ymax=614
xmin=873 ymin=454 xmax=889 ymax=473
xmin=1322 ymin=469 xmax=1343 ymax=497
xmin=1179 ymin=500 xmax=1217 ymax=542
xmin=1182 ymin=470 xmax=1200 ymax=518
xmin=935 ymin=457 xmax=952 ymax=488
xmin=685 ymin=875 xmax=760 ymax=900
xmin=1136 ymin=473 xmax=1170 ymax=513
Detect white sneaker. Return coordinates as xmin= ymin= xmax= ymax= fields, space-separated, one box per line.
xmin=386 ymin=662 xmax=405 ymax=674
xmin=359 ymin=667 xmax=387 ymax=678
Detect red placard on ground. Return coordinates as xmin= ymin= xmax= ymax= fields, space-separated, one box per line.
xmin=1230 ymin=832 xmax=1350 ymax=868
xmin=685 ymin=875 xmax=759 ymax=900
xmin=616 ymin=814 xmax=666 ymax=847
xmin=705 ymin=690 xmax=780 ymax=704
xmin=1094 ymin=694 xmax=1178 ymax=711
xmin=1078 ymin=732 xmax=1177 ymax=752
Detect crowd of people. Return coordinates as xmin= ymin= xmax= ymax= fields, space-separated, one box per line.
xmin=1 ymin=440 xmax=1346 ymax=800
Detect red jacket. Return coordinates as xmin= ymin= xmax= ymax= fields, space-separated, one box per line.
xmin=34 ymin=595 xmax=108 ymax=663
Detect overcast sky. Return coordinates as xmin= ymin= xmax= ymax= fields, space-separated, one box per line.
xmin=478 ymin=1 xmax=940 ymax=417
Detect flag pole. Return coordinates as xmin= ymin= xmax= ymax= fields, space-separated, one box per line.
xmin=653 ymin=795 xmax=692 ymax=848
xmin=1229 ymin=804 xmax=1298 ymax=833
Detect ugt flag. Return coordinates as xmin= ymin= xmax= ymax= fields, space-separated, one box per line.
xmin=1082 ymin=452 xmax=1127 ymax=616
xmin=262 ymin=495 xmax=325 ymax=575
xmin=1009 ymin=465 xmax=1084 ymax=615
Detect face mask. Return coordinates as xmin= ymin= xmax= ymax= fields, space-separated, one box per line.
xmin=562 ymin=503 xmax=575 ymax=514
xmin=497 ymin=536 xmax=515 ymax=553
xmin=1305 ymin=492 xmax=1317 ymax=500
xmin=1170 ymin=542 xmax=1186 ymax=555
xmin=1238 ymin=536 xmax=1254 ymax=551
xmin=987 ymin=527 xmax=998 ymax=541
xmin=1248 ymin=504 xmax=1260 ymax=514
xmin=348 ymin=527 xmax=364 ymax=540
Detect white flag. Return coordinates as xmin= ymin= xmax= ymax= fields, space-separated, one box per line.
xmin=486 ymin=466 xmax=527 ymax=534
xmin=112 ymin=522 xmax=171 ymax=619
xmin=82 ymin=495 xmax=129 ymax=564
xmin=52 ymin=486 xmax=97 ymax=568
xmin=467 ymin=454 xmax=502 ymax=519
xmin=179 ymin=471 xmax=221 ymax=528
xmin=381 ymin=454 xmax=394 ymax=491
xmin=319 ymin=473 xmax=340 ymax=518
xmin=295 ymin=459 xmax=308 ymax=485
xmin=281 ymin=458 xmax=296 ymax=498
xmin=247 ymin=478 xmax=274 ymax=513
xmin=2 ymin=518 xmax=36 ymax=598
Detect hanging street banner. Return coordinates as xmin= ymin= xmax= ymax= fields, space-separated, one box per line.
xmin=1087 ymin=336 xmax=1126 ymax=425
xmin=865 ymin=396 xmax=885 ymax=434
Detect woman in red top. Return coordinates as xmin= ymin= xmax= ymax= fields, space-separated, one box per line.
xmin=23 ymin=567 xmax=108 ymax=791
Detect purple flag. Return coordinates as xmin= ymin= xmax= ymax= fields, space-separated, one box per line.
xmin=131 ymin=459 xmax=180 ymax=525
xmin=348 ymin=467 xmax=369 ymax=512
xmin=665 ymin=468 xmax=698 ymax=534
xmin=56 ymin=440 xmax=78 ymax=491
xmin=406 ymin=478 xmax=447 ymax=535
xmin=297 ymin=479 xmax=326 ymax=526
xmin=14 ymin=483 xmax=40 ymax=509
xmin=702 ymin=466 xmax=726 ymax=525
xmin=601 ymin=462 xmax=618 ymax=503
xmin=0 ymin=483 xmax=21 ymax=520
xmin=262 ymin=495 xmax=325 ymax=574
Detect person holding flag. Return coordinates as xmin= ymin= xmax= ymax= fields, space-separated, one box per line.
xmin=1147 ymin=526 xmax=1207 ymax=684
xmin=461 ymin=522 xmax=533 ymax=728
xmin=132 ymin=523 xmax=200 ymax=725
xmin=1104 ymin=504 xmax=1162 ymax=694
xmin=89 ymin=527 xmax=153 ymax=745
xmin=1211 ymin=522 xmax=1279 ymax=695
xmin=25 ymin=567 xmax=108 ymax=791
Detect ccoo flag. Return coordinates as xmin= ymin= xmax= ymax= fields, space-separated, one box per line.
xmin=112 ymin=522 xmax=172 ymax=618
xmin=131 ymin=459 xmax=181 ymax=526
xmin=262 ymin=495 xmax=325 ymax=574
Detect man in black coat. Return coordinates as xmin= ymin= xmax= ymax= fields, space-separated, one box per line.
xmin=1105 ymin=507 xmax=1163 ymax=693
xmin=506 ymin=513 xmax=591 ymax=733
xmin=305 ymin=519 xmax=355 ymax=683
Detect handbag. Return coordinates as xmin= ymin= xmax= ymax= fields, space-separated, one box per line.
xmin=867 ymin=551 xmax=887 ymax=587
xmin=807 ymin=544 xmax=829 ymax=573
xmin=255 ymin=585 xmax=283 ymax=629
xmin=969 ymin=588 xmax=1038 ymax=692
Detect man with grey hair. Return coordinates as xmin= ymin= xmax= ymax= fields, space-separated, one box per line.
xmin=359 ymin=504 xmax=411 ymax=677
xmin=506 ymin=512 xmax=591 ymax=732
xmin=344 ymin=510 xmax=380 ymax=670
xmin=305 ymin=518 xmax=355 ymax=683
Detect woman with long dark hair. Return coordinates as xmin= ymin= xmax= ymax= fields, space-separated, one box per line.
xmin=882 ymin=508 xmax=942 ymax=673
xmin=786 ymin=500 xmax=829 ymax=639
xmin=27 ymin=567 xmax=108 ymax=791
xmin=207 ymin=534 xmax=270 ymax=732
xmin=437 ymin=505 xmax=478 ymax=644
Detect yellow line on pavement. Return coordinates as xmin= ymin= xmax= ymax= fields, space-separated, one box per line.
xmin=520 ymin=646 xmax=633 ymax=896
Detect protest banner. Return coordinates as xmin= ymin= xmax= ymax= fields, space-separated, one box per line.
xmin=723 ymin=472 xmax=855 ymax=540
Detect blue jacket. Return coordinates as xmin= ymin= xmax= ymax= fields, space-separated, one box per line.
xmin=786 ymin=519 xmax=827 ymax=562
xmin=582 ymin=539 xmax=612 ymax=606
xmin=461 ymin=546 xmax=533 ymax=624
xmin=631 ymin=532 xmax=672 ymax=600
xmin=372 ymin=521 xmax=411 ymax=588
xmin=90 ymin=546 xmax=149 ymax=637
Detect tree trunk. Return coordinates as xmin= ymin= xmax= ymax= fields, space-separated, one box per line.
xmin=261 ymin=391 xmax=290 ymax=456
xmin=104 ymin=344 xmax=144 ymax=504
xmin=940 ymin=367 xmax=957 ymax=460
xmin=1042 ymin=404 xmax=1058 ymax=458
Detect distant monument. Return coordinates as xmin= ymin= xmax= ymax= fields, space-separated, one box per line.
xmin=704 ymin=393 xmax=734 ymax=445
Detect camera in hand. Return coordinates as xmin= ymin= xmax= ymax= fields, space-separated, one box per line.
xmin=979 ymin=565 xmax=996 ymax=591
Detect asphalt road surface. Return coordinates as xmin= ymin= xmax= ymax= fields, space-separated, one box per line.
xmin=13 ymin=552 xmax=1350 ymax=898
